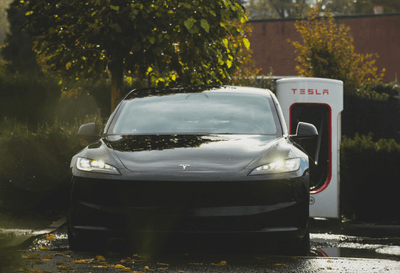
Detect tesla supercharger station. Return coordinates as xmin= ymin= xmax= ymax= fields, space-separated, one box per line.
xmin=276 ymin=77 xmax=343 ymax=219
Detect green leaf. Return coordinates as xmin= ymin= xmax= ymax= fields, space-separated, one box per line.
xmin=110 ymin=5 xmax=120 ymax=12
xmin=148 ymin=37 xmax=156 ymax=44
xmin=243 ymin=38 xmax=250 ymax=50
xmin=200 ymin=19 xmax=210 ymax=33
xmin=240 ymin=14 xmax=247 ymax=24
xmin=222 ymin=38 xmax=228 ymax=48
xmin=184 ymin=17 xmax=196 ymax=30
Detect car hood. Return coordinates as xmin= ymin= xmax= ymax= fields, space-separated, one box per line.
xmin=104 ymin=134 xmax=281 ymax=172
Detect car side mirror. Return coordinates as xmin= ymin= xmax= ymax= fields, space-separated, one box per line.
xmin=78 ymin=123 xmax=100 ymax=142
xmin=290 ymin=122 xmax=318 ymax=139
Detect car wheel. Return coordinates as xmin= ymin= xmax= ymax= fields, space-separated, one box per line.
xmin=67 ymin=224 xmax=87 ymax=251
xmin=67 ymin=224 xmax=104 ymax=251
xmin=291 ymin=229 xmax=310 ymax=256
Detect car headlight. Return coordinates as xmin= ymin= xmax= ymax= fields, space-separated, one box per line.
xmin=76 ymin=157 xmax=120 ymax=175
xmin=249 ymin=158 xmax=301 ymax=175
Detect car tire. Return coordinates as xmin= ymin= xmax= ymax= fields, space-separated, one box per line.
xmin=67 ymin=224 xmax=87 ymax=251
xmin=68 ymin=223 xmax=104 ymax=251
xmin=291 ymin=228 xmax=310 ymax=256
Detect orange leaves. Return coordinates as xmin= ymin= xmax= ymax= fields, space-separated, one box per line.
xmin=73 ymin=259 xmax=94 ymax=264
xmin=289 ymin=7 xmax=384 ymax=91
xmin=115 ymin=264 xmax=131 ymax=271
xmin=45 ymin=234 xmax=57 ymax=241
xmin=210 ymin=260 xmax=228 ymax=266
xmin=39 ymin=246 xmax=49 ymax=250
xmin=96 ymin=255 xmax=106 ymax=261
xmin=21 ymin=253 xmax=40 ymax=259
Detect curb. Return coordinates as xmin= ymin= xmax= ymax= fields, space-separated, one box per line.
xmin=0 ymin=216 xmax=67 ymax=249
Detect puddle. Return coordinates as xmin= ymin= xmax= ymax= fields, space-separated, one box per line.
xmin=0 ymin=228 xmax=34 ymax=237
xmin=311 ymin=233 xmax=400 ymax=260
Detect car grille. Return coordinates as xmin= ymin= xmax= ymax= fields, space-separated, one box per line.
xmin=72 ymin=177 xmax=299 ymax=208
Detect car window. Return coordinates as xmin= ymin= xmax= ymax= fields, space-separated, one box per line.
xmin=108 ymin=92 xmax=281 ymax=135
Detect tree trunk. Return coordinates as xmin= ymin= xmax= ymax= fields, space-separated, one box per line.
xmin=109 ymin=54 xmax=124 ymax=112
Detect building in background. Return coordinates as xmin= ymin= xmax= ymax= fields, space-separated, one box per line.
xmin=248 ymin=13 xmax=400 ymax=82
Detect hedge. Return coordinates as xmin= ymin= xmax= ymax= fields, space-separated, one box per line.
xmin=0 ymin=116 xmax=104 ymax=214
xmin=341 ymin=134 xmax=400 ymax=222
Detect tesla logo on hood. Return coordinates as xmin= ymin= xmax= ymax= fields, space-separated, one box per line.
xmin=179 ymin=164 xmax=190 ymax=170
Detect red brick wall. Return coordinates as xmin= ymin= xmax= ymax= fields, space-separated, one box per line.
xmin=248 ymin=14 xmax=400 ymax=82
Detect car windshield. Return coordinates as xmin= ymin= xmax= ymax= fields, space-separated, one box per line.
xmin=108 ymin=92 xmax=282 ymax=135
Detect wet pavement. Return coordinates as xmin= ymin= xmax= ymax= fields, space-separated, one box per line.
xmin=20 ymin=225 xmax=400 ymax=261
xmin=2 ymin=219 xmax=400 ymax=272
xmin=3 ymin=249 xmax=400 ymax=273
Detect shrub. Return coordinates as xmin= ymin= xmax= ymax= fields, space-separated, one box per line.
xmin=288 ymin=7 xmax=385 ymax=92
xmin=355 ymin=81 xmax=400 ymax=100
xmin=342 ymin=92 xmax=400 ymax=143
xmin=0 ymin=73 xmax=60 ymax=125
xmin=341 ymin=134 xmax=400 ymax=222
xmin=0 ymin=116 xmax=105 ymax=214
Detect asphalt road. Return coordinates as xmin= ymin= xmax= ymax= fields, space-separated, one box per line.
xmin=4 ymin=249 xmax=400 ymax=273
xmin=2 ymin=220 xmax=400 ymax=272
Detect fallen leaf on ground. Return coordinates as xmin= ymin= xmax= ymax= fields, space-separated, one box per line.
xmin=143 ymin=265 xmax=153 ymax=271
xmin=43 ymin=254 xmax=52 ymax=260
xmin=21 ymin=253 xmax=40 ymax=259
xmin=94 ymin=264 xmax=111 ymax=268
xmin=39 ymin=246 xmax=49 ymax=250
xmin=189 ymin=263 xmax=203 ymax=265
xmin=33 ymin=259 xmax=43 ymax=264
xmin=57 ymin=265 xmax=68 ymax=270
xmin=73 ymin=259 xmax=88 ymax=264
xmin=210 ymin=261 xmax=227 ymax=266
xmin=114 ymin=264 xmax=131 ymax=271
xmin=96 ymin=255 xmax=106 ymax=261
xmin=46 ymin=234 xmax=57 ymax=241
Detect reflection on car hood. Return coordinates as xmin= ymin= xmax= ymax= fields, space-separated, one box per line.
xmin=104 ymin=134 xmax=279 ymax=172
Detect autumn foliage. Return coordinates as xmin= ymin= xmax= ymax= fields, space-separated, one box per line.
xmin=230 ymin=14 xmax=262 ymax=85
xmin=289 ymin=8 xmax=385 ymax=91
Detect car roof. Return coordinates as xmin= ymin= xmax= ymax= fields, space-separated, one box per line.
xmin=124 ymin=85 xmax=274 ymax=100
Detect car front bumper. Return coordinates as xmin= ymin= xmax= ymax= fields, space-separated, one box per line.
xmin=68 ymin=175 xmax=309 ymax=239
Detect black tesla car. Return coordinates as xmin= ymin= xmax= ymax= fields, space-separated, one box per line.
xmin=68 ymin=86 xmax=317 ymax=254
